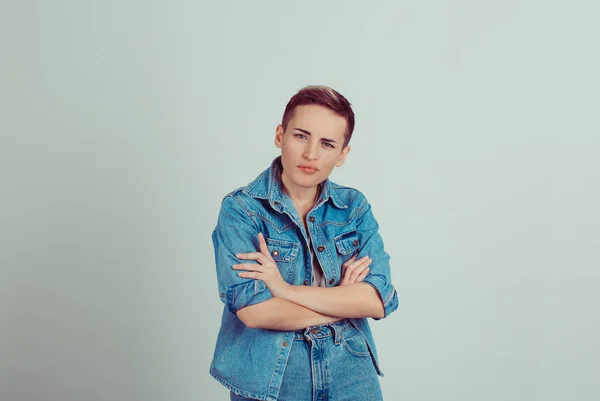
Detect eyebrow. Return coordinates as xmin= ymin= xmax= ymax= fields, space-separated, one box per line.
xmin=293 ymin=128 xmax=338 ymax=144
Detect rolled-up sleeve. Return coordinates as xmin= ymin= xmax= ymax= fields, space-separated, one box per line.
xmin=212 ymin=196 xmax=273 ymax=314
xmin=355 ymin=197 xmax=399 ymax=319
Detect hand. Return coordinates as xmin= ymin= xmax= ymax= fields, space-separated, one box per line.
xmin=340 ymin=254 xmax=372 ymax=286
xmin=233 ymin=232 xmax=290 ymax=298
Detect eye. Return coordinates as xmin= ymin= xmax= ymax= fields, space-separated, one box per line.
xmin=322 ymin=142 xmax=335 ymax=149
xmin=294 ymin=133 xmax=307 ymax=140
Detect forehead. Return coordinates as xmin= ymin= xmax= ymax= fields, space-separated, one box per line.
xmin=288 ymin=105 xmax=347 ymax=140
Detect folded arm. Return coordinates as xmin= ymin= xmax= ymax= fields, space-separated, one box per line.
xmin=235 ymin=198 xmax=397 ymax=321
xmin=236 ymin=297 xmax=341 ymax=330
xmin=278 ymin=252 xmax=384 ymax=319
xmin=235 ymin=233 xmax=384 ymax=319
xmin=235 ymin=251 xmax=377 ymax=329
xmin=278 ymin=283 xmax=384 ymax=319
xmin=214 ymin=194 xmax=397 ymax=331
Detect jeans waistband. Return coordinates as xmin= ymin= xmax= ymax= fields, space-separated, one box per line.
xmin=293 ymin=319 xmax=353 ymax=341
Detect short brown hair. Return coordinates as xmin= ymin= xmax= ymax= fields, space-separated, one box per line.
xmin=281 ymin=85 xmax=355 ymax=147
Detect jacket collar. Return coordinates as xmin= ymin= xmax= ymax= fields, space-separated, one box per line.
xmin=242 ymin=156 xmax=348 ymax=211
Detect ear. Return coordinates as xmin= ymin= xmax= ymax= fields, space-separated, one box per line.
xmin=274 ymin=124 xmax=284 ymax=149
xmin=335 ymin=145 xmax=351 ymax=167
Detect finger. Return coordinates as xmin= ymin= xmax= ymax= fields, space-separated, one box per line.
xmin=346 ymin=255 xmax=369 ymax=269
xmin=257 ymin=232 xmax=270 ymax=257
xmin=236 ymin=252 xmax=267 ymax=263
xmin=356 ymin=267 xmax=370 ymax=282
xmin=342 ymin=254 xmax=358 ymax=268
xmin=237 ymin=271 xmax=262 ymax=280
xmin=343 ymin=266 xmax=359 ymax=285
xmin=232 ymin=263 xmax=263 ymax=272
xmin=348 ymin=258 xmax=372 ymax=282
xmin=351 ymin=260 xmax=371 ymax=280
xmin=344 ymin=256 xmax=370 ymax=277
xmin=357 ymin=256 xmax=372 ymax=268
xmin=342 ymin=254 xmax=361 ymax=278
xmin=341 ymin=261 xmax=348 ymax=280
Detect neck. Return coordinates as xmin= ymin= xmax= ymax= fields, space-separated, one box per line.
xmin=280 ymin=170 xmax=321 ymax=210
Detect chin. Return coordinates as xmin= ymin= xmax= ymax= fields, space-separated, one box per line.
xmin=293 ymin=174 xmax=321 ymax=188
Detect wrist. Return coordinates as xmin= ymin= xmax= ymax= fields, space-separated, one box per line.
xmin=273 ymin=281 xmax=293 ymax=299
xmin=277 ymin=282 xmax=296 ymax=301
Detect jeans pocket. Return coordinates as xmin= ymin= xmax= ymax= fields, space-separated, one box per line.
xmin=341 ymin=326 xmax=372 ymax=357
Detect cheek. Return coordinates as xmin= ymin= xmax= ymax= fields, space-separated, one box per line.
xmin=280 ymin=152 xmax=297 ymax=172
xmin=319 ymin=164 xmax=336 ymax=177
xmin=323 ymin=156 xmax=339 ymax=169
xmin=281 ymin=142 xmax=298 ymax=157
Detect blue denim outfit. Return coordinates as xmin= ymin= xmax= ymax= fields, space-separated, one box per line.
xmin=211 ymin=157 xmax=398 ymax=400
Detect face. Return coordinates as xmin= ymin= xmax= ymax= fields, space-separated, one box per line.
xmin=275 ymin=104 xmax=351 ymax=194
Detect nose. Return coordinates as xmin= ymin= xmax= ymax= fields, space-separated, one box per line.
xmin=302 ymin=139 xmax=318 ymax=161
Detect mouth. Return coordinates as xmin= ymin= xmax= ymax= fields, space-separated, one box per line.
xmin=298 ymin=165 xmax=318 ymax=174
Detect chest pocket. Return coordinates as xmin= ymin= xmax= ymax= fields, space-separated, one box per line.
xmin=264 ymin=237 xmax=300 ymax=282
xmin=334 ymin=230 xmax=360 ymax=263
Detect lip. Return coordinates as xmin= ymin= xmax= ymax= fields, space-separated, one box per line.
xmin=298 ymin=164 xmax=318 ymax=170
xmin=298 ymin=165 xmax=318 ymax=174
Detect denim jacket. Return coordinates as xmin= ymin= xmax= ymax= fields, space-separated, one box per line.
xmin=210 ymin=157 xmax=398 ymax=401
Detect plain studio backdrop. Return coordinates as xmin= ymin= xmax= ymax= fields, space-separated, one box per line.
xmin=1 ymin=1 xmax=598 ymax=400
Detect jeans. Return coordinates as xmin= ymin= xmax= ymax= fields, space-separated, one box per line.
xmin=230 ymin=320 xmax=382 ymax=401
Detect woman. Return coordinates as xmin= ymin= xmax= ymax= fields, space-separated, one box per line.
xmin=210 ymin=85 xmax=398 ymax=401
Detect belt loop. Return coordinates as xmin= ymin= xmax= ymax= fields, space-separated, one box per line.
xmin=303 ymin=327 xmax=313 ymax=343
xmin=331 ymin=323 xmax=341 ymax=345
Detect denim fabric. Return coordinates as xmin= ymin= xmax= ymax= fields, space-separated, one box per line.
xmin=230 ymin=320 xmax=382 ymax=401
xmin=211 ymin=157 xmax=398 ymax=401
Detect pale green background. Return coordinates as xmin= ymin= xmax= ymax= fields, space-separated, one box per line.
xmin=1 ymin=1 xmax=598 ymax=400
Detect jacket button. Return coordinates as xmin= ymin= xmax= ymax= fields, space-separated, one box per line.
xmin=303 ymin=280 xmax=309 ymax=285
xmin=271 ymin=250 xmax=279 ymax=257
xmin=353 ymin=240 xmax=359 ymax=246
xmin=309 ymin=216 xmax=315 ymax=222
xmin=328 ymin=278 xmax=334 ymax=285
xmin=282 ymin=340 xmax=288 ymax=347
xmin=317 ymin=245 xmax=325 ymax=252
xmin=274 ymin=201 xmax=279 ymax=206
